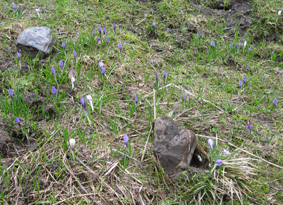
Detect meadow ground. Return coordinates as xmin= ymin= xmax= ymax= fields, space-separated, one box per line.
xmin=0 ymin=0 xmax=282 ymax=204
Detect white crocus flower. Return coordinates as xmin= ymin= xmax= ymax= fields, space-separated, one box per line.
xmin=243 ymin=41 xmax=247 ymax=48
xmin=70 ymin=77 xmax=75 ymax=89
xmin=86 ymin=95 xmax=94 ymax=111
xmin=278 ymin=10 xmax=281 ymax=16
xmin=69 ymin=138 xmax=76 ymax=150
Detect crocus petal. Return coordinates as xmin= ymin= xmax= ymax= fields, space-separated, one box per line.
xmin=124 ymin=134 xmax=129 ymax=148
xmin=216 ymin=159 xmax=223 ymax=166
xmin=69 ymin=138 xmax=76 ymax=150
xmin=208 ymin=139 xmax=214 ymax=149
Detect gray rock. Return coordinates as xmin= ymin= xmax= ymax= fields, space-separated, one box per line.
xmin=16 ymin=26 xmax=53 ymax=57
xmin=153 ymin=116 xmax=197 ymax=177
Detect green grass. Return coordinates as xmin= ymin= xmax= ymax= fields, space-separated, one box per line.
xmin=0 ymin=0 xmax=282 ymax=204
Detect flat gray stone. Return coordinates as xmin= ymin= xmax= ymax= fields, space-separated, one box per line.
xmin=16 ymin=26 xmax=53 ymax=57
xmin=153 ymin=116 xmax=197 ymax=177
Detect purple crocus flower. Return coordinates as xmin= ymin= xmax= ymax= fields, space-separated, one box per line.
xmin=210 ymin=41 xmax=215 ymax=47
xmin=118 ymin=43 xmax=122 ymax=52
xmin=80 ymin=98 xmax=86 ymax=110
xmin=152 ymin=22 xmax=156 ymax=27
xmin=97 ymin=38 xmax=100 ymax=44
xmin=13 ymin=3 xmax=17 ymax=10
xmin=239 ymin=80 xmax=243 ymax=89
xmin=92 ymin=29 xmax=95 ymax=36
xmin=113 ymin=23 xmax=116 ymax=31
xmin=15 ymin=117 xmax=21 ymax=127
xmin=101 ymin=67 xmax=105 ymax=76
xmin=163 ymin=71 xmax=167 ymax=79
xmin=68 ymin=71 xmax=73 ymax=78
xmin=208 ymin=139 xmax=214 ymax=149
xmin=103 ymin=27 xmax=106 ymax=34
xmin=273 ymin=98 xmax=277 ymax=107
xmin=247 ymin=125 xmax=252 ymax=130
xmin=155 ymin=72 xmax=158 ymax=80
xmin=51 ymin=86 xmax=56 ymax=95
xmin=98 ymin=26 xmax=102 ymax=35
xmin=106 ymin=38 xmax=109 ymax=46
xmin=134 ymin=95 xmax=138 ymax=104
xmin=62 ymin=42 xmax=65 ymax=49
xmin=8 ymin=89 xmax=13 ymax=98
xmin=243 ymin=76 xmax=246 ymax=84
xmin=229 ymin=44 xmax=232 ymax=49
xmin=249 ymin=47 xmax=252 ymax=52
xmin=271 ymin=51 xmax=274 ymax=56
xmin=59 ymin=60 xmax=63 ymax=68
xmin=235 ymin=43 xmax=238 ymax=47
xmin=98 ymin=62 xmax=103 ymax=68
xmin=183 ymin=93 xmax=186 ymax=101
xmin=17 ymin=52 xmax=21 ymax=60
xmin=124 ymin=134 xmax=129 ymax=148
xmin=223 ymin=149 xmax=231 ymax=155
xmin=51 ymin=67 xmax=55 ymax=75
xmin=216 ymin=159 xmax=223 ymax=166
xmin=238 ymin=42 xmax=241 ymax=47
xmin=73 ymin=50 xmax=77 ymax=57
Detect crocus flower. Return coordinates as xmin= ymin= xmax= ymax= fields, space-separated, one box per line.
xmin=15 ymin=117 xmax=21 ymax=127
xmin=17 ymin=52 xmax=21 ymax=60
xmin=92 ymin=29 xmax=95 ymax=36
xmin=80 ymin=98 xmax=86 ymax=111
xmin=118 ymin=43 xmax=122 ymax=52
xmin=247 ymin=125 xmax=252 ymax=130
xmin=98 ymin=62 xmax=103 ymax=68
xmin=163 ymin=70 xmax=167 ymax=79
xmin=278 ymin=10 xmax=282 ymax=16
xmin=155 ymin=72 xmax=158 ymax=80
xmin=243 ymin=76 xmax=246 ymax=84
xmin=86 ymin=95 xmax=94 ymax=111
xmin=273 ymin=98 xmax=277 ymax=107
xmin=51 ymin=86 xmax=56 ymax=95
xmin=210 ymin=41 xmax=215 ymax=47
xmin=8 ymin=89 xmax=13 ymax=98
xmin=73 ymin=50 xmax=77 ymax=57
xmin=69 ymin=138 xmax=76 ymax=150
xmin=124 ymin=134 xmax=129 ymax=148
xmin=51 ymin=67 xmax=55 ymax=75
xmin=208 ymin=139 xmax=214 ymax=149
xmin=62 ymin=42 xmax=65 ymax=49
xmin=68 ymin=71 xmax=73 ymax=78
xmin=106 ymin=38 xmax=109 ymax=46
xmin=101 ymin=67 xmax=105 ymax=76
xmin=152 ymin=22 xmax=156 ymax=27
xmin=249 ymin=47 xmax=252 ymax=52
xmin=70 ymin=77 xmax=75 ymax=89
xmin=98 ymin=26 xmax=102 ymax=35
xmin=97 ymin=38 xmax=100 ymax=44
xmin=134 ymin=95 xmax=138 ymax=104
xmin=238 ymin=42 xmax=241 ymax=47
xmin=216 ymin=159 xmax=223 ymax=166
xmin=35 ymin=7 xmax=40 ymax=16
xmin=229 ymin=44 xmax=232 ymax=49
xmin=59 ymin=60 xmax=63 ymax=68
xmin=103 ymin=27 xmax=106 ymax=34
xmin=235 ymin=43 xmax=238 ymax=47
xmin=113 ymin=23 xmax=116 ymax=31
xmin=13 ymin=3 xmax=17 ymax=10
xmin=243 ymin=41 xmax=247 ymax=48
xmin=223 ymin=149 xmax=231 ymax=155
xmin=239 ymin=80 xmax=243 ymax=89
xmin=183 ymin=93 xmax=186 ymax=101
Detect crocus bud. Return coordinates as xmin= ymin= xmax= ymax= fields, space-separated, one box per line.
xmin=51 ymin=67 xmax=55 ymax=75
xmin=247 ymin=125 xmax=252 ymax=130
xmin=80 ymin=98 xmax=86 ymax=111
xmin=98 ymin=62 xmax=103 ymax=68
xmin=98 ymin=26 xmax=102 ymax=35
xmin=118 ymin=43 xmax=122 ymax=52
xmin=59 ymin=60 xmax=63 ymax=68
xmin=106 ymin=38 xmax=109 ymax=46
xmin=163 ymin=70 xmax=167 ymax=79
xmin=183 ymin=93 xmax=186 ymax=101
xmin=124 ymin=134 xmax=129 ymax=148
xmin=113 ymin=23 xmax=116 ymax=31
xmin=62 ymin=42 xmax=65 ymax=49
xmin=69 ymin=138 xmax=75 ymax=150
xmin=243 ymin=41 xmax=247 ymax=48
xmin=134 ymin=95 xmax=138 ymax=104
xmin=103 ymin=27 xmax=106 ymax=34
xmin=70 ymin=77 xmax=75 ymax=89
xmin=15 ymin=117 xmax=21 ymax=127
xmin=216 ymin=159 xmax=223 ymax=166
xmin=86 ymin=95 xmax=94 ymax=111
xmin=73 ymin=50 xmax=77 ymax=57
xmin=249 ymin=47 xmax=252 ymax=52
xmin=243 ymin=76 xmax=246 ymax=84
xmin=13 ymin=3 xmax=17 ymax=10
xmin=152 ymin=22 xmax=156 ymax=27
xmin=208 ymin=139 xmax=214 ymax=149
xmin=239 ymin=80 xmax=243 ymax=89
xmin=229 ymin=44 xmax=232 ymax=49
xmin=101 ymin=67 xmax=105 ymax=76
xmin=17 ymin=52 xmax=21 ymax=60
xmin=51 ymin=86 xmax=56 ymax=95
xmin=278 ymin=10 xmax=281 ymax=16
xmin=8 ymin=89 xmax=13 ymax=98
xmin=210 ymin=41 xmax=215 ymax=47
xmin=223 ymin=149 xmax=231 ymax=155
xmin=92 ymin=29 xmax=95 ymax=36
xmin=97 ymin=38 xmax=100 ymax=44
xmin=238 ymin=42 xmax=241 ymax=47
xmin=273 ymin=98 xmax=277 ymax=107
xmin=155 ymin=72 xmax=158 ymax=80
